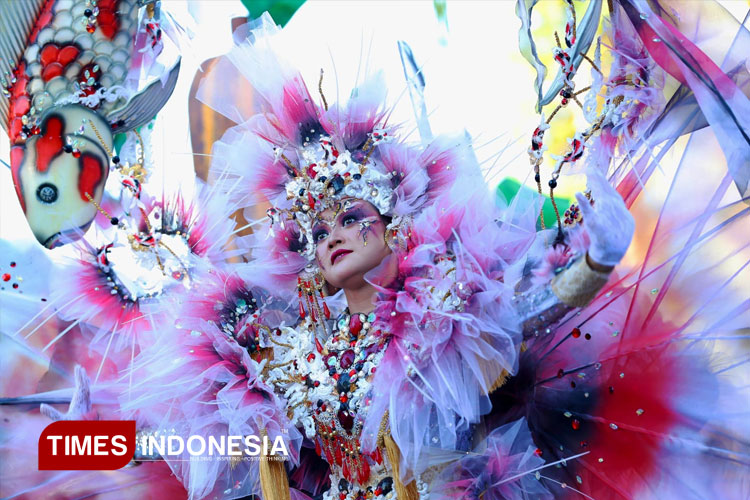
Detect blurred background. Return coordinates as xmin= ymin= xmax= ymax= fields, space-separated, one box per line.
xmin=1 ymin=0 xmax=749 ymax=390
xmin=3 ymin=0 xmax=750 ymax=241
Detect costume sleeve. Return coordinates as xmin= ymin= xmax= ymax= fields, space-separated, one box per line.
xmin=515 ymin=255 xmax=611 ymax=338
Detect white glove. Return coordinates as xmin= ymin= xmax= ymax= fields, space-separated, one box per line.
xmin=40 ymin=365 xmax=95 ymax=421
xmin=575 ymin=170 xmax=635 ymax=268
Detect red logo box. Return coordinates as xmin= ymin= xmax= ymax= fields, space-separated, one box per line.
xmin=38 ymin=420 xmax=136 ymax=470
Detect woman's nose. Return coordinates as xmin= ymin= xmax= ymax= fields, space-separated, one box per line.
xmin=327 ymin=236 xmax=343 ymax=250
xmin=327 ymin=225 xmax=344 ymax=249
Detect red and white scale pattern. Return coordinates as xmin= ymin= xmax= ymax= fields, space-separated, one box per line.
xmin=8 ymin=0 xmax=139 ymax=144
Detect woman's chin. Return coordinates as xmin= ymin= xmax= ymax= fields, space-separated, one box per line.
xmin=325 ymin=266 xmax=366 ymax=291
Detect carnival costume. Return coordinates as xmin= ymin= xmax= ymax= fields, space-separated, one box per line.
xmin=2 ymin=1 xmax=750 ymax=500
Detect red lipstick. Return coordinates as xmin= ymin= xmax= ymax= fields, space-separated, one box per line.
xmin=331 ymin=249 xmax=353 ymax=265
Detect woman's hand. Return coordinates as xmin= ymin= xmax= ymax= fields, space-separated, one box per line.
xmin=575 ymin=170 xmax=635 ymax=269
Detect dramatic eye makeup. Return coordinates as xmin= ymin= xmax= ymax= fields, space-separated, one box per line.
xmin=312 ymin=225 xmax=329 ymax=243
xmin=312 ymin=202 xmax=379 ymax=245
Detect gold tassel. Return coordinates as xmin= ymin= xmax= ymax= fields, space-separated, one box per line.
xmin=258 ymin=428 xmax=291 ymax=500
xmin=383 ymin=432 xmax=419 ymax=500
xmin=487 ymin=369 xmax=509 ymax=394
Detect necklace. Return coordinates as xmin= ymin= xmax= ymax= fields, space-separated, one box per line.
xmin=309 ymin=309 xmax=389 ymax=487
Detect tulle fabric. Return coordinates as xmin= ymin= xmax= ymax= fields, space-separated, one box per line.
xmin=122 ymin=268 xmax=301 ymax=500
xmin=359 ymin=166 xmax=545 ymax=478
xmin=449 ymin=1 xmax=750 ymax=497
xmin=433 ymin=418 xmax=553 ymax=500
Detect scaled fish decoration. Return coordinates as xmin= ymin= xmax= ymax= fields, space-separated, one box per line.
xmin=0 ymin=0 xmax=180 ymax=248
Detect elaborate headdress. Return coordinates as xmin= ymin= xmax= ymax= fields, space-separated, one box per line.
xmin=206 ymin=15 xmax=467 ymax=279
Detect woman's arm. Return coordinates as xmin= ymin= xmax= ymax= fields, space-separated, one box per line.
xmin=514 ymin=170 xmax=634 ymax=338
xmin=515 ymin=253 xmax=612 ymax=337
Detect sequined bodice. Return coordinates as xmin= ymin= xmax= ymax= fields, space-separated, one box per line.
xmin=267 ymin=311 xmax=397 ymax=499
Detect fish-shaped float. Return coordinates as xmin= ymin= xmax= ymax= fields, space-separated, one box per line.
xmin=1 ymin=0 xmax=180 ymax=248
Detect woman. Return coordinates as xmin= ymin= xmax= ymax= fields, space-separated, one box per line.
xmin=121 ymin=13 xmax=642 ymax=500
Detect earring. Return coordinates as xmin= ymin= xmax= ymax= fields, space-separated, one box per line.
xmin=297 ymin=270 xmax=331 ymax=337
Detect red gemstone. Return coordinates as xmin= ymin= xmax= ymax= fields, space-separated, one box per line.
xmin=307 ymin=353 xmax=316 ymax=362
xmin=310 ymin=305 xmax=317 ymax=322
xmin=572 ymin=419 xmax=580 ymax=430
xmin=340 ymin=394 xmax=348 ymax=403
xmin=339 ymin=350 xmax=355 ymax=369
xmin=315 ymin=337 xmax=324 ymax=354
xmin=72 ymin=150 xmax=81 ymax=158
xmin=10 ymin=262 xmax=16 ymax=267
xmin=299 ymin=301 xmax=306 ymax=319
xmin=315 ymin=439 xmax=322 ymax=456
xmin=374 ymin=488 xmax=382 ymax=496
xmin=571 ymin=327 xmax=581 ymax=338
xmin=534 ymin=448 xmax=543 ymax=457
xmin=12 ymin=283 xmax=19 ymax=289
xmin=2 ymin=274 xmax=10 ymax=282
xmin=338 ymin=410 xmax=354 ymax=431
xmin=323 ymin=302 xmax=331 ymax=319
xmin=86 ymin=24 xmax=96 ymax=34
xmin=349 ymin=314 xmax=363 ymax=335
xmin=308 ymin=192 xmax=315 ymax=209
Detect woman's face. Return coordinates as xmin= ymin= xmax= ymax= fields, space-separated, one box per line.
xmin=313 ymin=199 xmax=391 ymax=290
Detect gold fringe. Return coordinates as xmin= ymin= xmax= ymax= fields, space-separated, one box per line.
xmin=487 ymin=369 xmax=509 ymax=394
xmin=258 ymin=428 xmax=291 ymax=500
xmin=383 ymin=433 xmax=419 ymax=500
